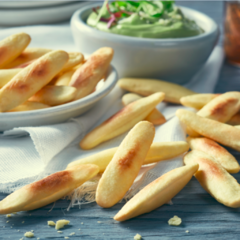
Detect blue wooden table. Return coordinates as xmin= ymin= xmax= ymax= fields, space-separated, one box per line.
xmin=2 ymin=1 xmax=240 ymax=239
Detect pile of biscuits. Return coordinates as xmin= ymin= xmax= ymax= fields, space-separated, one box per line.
xmin=1 ymin=33 xmax=240 ymax=222
xmin=0 ymin=32 xmax=113 ymax=112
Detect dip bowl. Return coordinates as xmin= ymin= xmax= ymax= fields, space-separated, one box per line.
xmin=71 ymin=4 xmax=219 ymax=85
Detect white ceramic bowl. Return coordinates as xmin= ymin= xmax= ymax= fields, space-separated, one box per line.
xmin=71 ymin=4 xmax=219 ymax=84
xmin=0 ymin=65 xmax=118 ymax=131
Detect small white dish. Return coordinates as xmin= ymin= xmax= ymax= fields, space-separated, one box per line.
xmin=0 ymin=1 xmax=89 ymax=26
xmin=0 ymin=65 xmax=118 ymax=132
xmin=71 ymin=4 xmax=219 ymax=84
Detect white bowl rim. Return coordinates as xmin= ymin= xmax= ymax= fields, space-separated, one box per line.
xmin=1 ymin=65 xmax=118 ymax=118
xmin=71 ymin=3 xmax=219 ymax=45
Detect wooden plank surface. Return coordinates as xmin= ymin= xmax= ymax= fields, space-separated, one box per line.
xmin=3 ymin=1 xmax=240 ymax=240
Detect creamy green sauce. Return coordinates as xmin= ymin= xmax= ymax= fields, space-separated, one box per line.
xmin=87 ymin=2 xmax=204 ymax=39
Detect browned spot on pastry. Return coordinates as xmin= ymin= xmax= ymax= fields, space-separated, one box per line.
xmin=16 ymin=59 xmax=35 ymax=68
xmin=210 ymin=98 xmax=238 ymax=116
xmin=199 ymin=157 xmax=222 ymax=177
xmin=31 ymin=60 xmax=49 ymax=78
xmin=103 ymin=104 xmax=133 ymax=124
xmin=0 ymin=47 xmax=7 ymax=59
xmin=118 ymin=144 xmax=139 ymax=168
xmin=29 ymin=171 xmax=72 ymax=192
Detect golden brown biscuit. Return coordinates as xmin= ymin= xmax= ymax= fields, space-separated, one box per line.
xmin=122 ymin=93 xmax=166 ymax=125
xmin=67 ymin=141 xmax=189 ymax=172
xmin=114 ymin=163 xmax=198 ymax=221
xmin=184 ymin=150 xmax=240 ymax=208
xmin=187 ymin=92 xmax=240 ymax=137
xmin=96 ymin=121 xmax=155 ymax=208
xmin=8 ymin=101 xmax=49 ymax=112
xmin=187 ymin=137 xmax=239 ymax=173
xmin=176 ymin=109 xmax=240 ymax=152
xmin=80 ymin=92 xmax=165 ymax=149
xmin=180 ymin=94 xmax=219 ymax=109
xmin=69 ymin=47 xmax=113 ymax=100
xmin=0 ymin=69 xmax=21 ymax=88
xmin=0 ymin=50 xmax=69 ymax=112
xmin=4 ymin=48 xmax=51 ymax=69
xmin=0 ymin=164 xmax=99 ymax=214
xmin=0 ymin=33 xmax=31 ymax=68
xmin=118 ymin=78 xmax=196 ymax=104
xmin=29 ymin=85 xmax=76 ymax=106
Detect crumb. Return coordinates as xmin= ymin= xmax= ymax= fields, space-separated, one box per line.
xmin=11 ymin=226 xmax=13 ymax=228
xmin=134 ymin=234 xmax=142 ymax=240
xmin=18 ymin=230 xmax=20 ymax=232
xmin=78 ymin=229 xmax=81 ymax=230
xmin=47 ymin=221 xmax=56 ymax=226
xmin=19 ymin=238 xmax=23 ymax=240
xmin=29 ymin=214 xmax=31 ymax=216
xmin=37 ymin=238 xmax=40 ymax=240
xmin=55 ymin=219 xmax=70 ymax=230
xmin=6 ymin=214 xmax=11 ymax=218
xmin=64 ymin=237 xmax=69 ymax=239
xmin=97 ymin=221 xmax=102 ymax=223
xmin=186 ymin=230 xmax=189 ymax=233
xmin=22 ymin=221 xmax=25 ymax=224
xmin=81 ymin=222 xmax=83 ymax=224
xmin=12 ymin=224 xmax=14 ymax=226
xmin=58 ymin=231 xmax=63 ymax=233
xmin=168 ymin=215 xmax=182 ymax=226
xmin=31 ymin=230 xmax=34 ymax=232
xmin=24 ymin=232 xmax=34 ymax=238
xmin=6 ymin=221 xmax=9 ymax=223
xmin=69 ymin=232 xmax=75 ymax=236
xmin=13 ymin=212 xmax=17 ymax=214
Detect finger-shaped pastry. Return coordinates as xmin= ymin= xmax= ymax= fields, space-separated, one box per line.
xmin=8 ymin=101 xmax=49 ymax=112
xmin=122 ymin=93 xmax=166 ymax=125
xmin=180 ymin=94 xmax=219 ymax=109
xmin=61 ymin=52 xmax=84 ymax=72
xmin=118 ymin=78 xmax=196 ymax=104
xmin=176 ymin=109 xmax=240 ymax=151
xmin=96 ymin=121 xmax=155 ymax=208
xmin=227 ymin=112 xmax=240 ymax=125
xmin=67 ymin=141 xmax=189 ymax=172
xmin=0 ymin=164 xmax=99 ymax=214
xmin=29 ymin=85 xmax=76 ymax=106
xmin=54 ymin=70 xmax=75 ymax=86
xmin=0 ymin=69 xmax=21 ymax=88
xmin=69 ymin=47 xmax=113 ymax=100
xmin=0 ymin=50 xmax=69 ymax=112
xmin=187 ymin=92 xmax=240 ymax=137
xmin=187 ymin=137 xmax=239 ymax=173
xmin=114 ymin=163 xmax=198 ymax=221
xmin=4 ymin=48 xmax=51 ymax=69
xmin=80 ymin=92 xmax=165 ymax=149
xmin=184 ymin=150 xmax=240 ymax=208
xmin=0 ymin=33 xmax=31 ymax=68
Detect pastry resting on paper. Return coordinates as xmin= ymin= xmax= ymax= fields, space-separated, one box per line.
xmin=114 ymin=163 xmax=199 ymax=221
xmin=184 ymin=150 xmax=240 ymax=208
xmin=118 ymin=78 xmax=196 ymax=104
xmin=4 ymin=47 xmax=51 ymax=69
xmin=187 ymin=137 xmax=239 ymax=173
xmin=96 ymin=121 xmax=155 ymax=208
xmin=69 ymin=47 xmax=113 ymax=100
xmin=122 ymin=93 xmax=166 ymax=125
xmin=176 ymin=109 xmax=240 ymax=152
xmin=0 ymin=50 xmax=69 ymax=112
xmin=186 ymin=92 xmax=240 ymax=137
xmin=29 ymin=85 xmax=77 ymax=106
xmin=80 ymin=92 xmax=165 ymax=150
xmin=67 ymin=141 xmax=189 ymax=172
xmin=0 ymin=32 xmax=31 ymax=68
xmin=0 ymin=164 xmax=99 ymax=214
xmin=180 ymin=93 xmax=219 ymax=109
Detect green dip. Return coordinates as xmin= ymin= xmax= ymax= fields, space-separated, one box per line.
xmin=87 ymin=0 xmax=204 ymax=39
